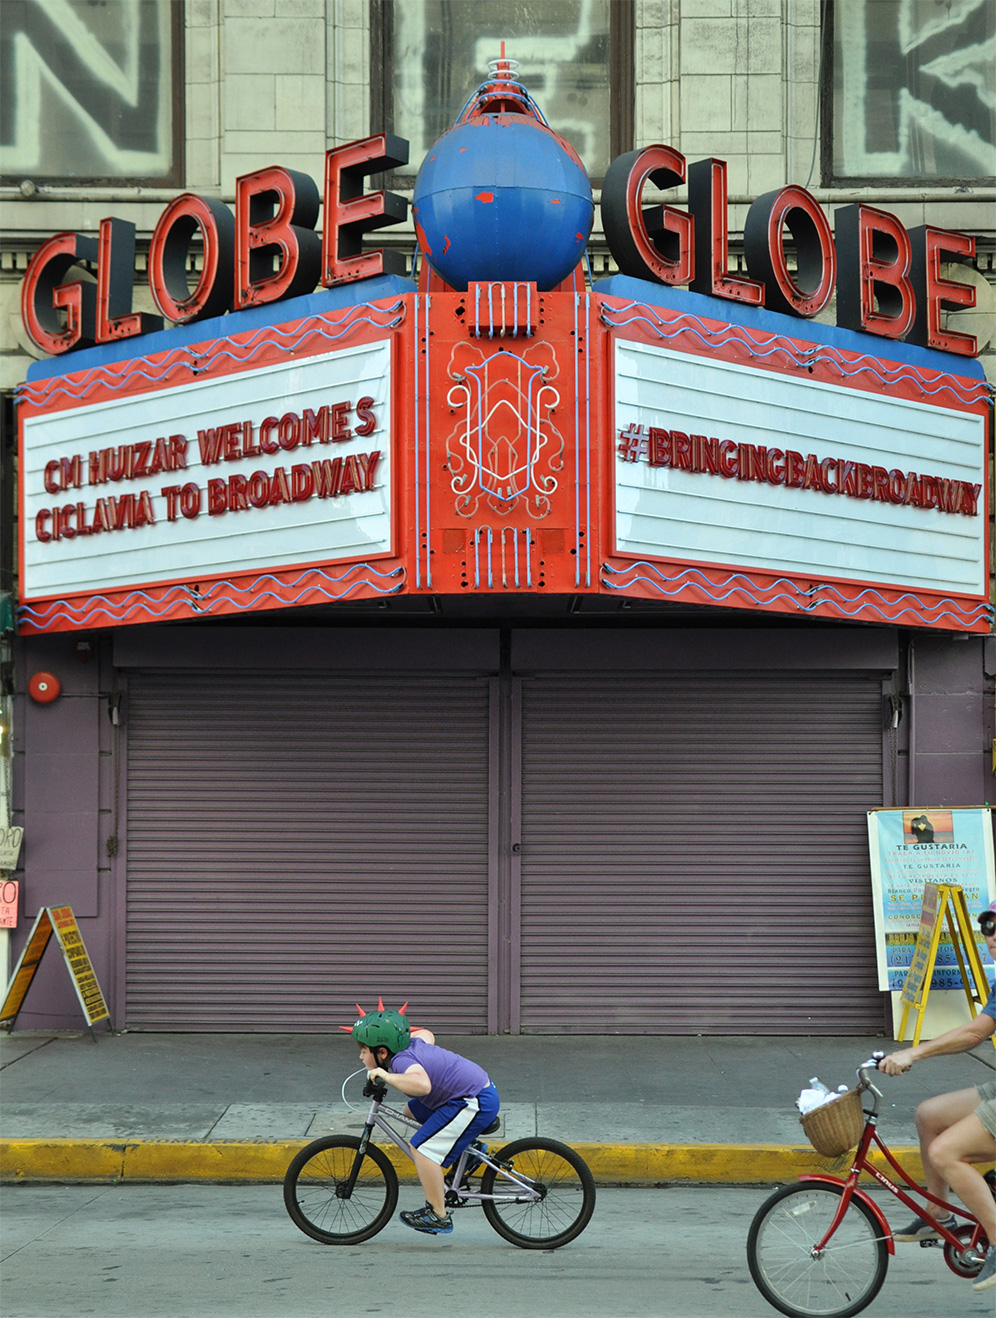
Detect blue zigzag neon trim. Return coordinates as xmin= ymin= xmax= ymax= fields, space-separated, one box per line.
xmin=18 ymin=563 xmax=405 ymax=628
xmin=16 ymin=302 xmax=406 ymax=409
xmin=601 ymin=561 xmax=992 ymax=627
xmin=601 ymin=303 xmax=992 ymax=408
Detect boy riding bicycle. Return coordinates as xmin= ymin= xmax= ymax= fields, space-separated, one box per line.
xmin=351 ymin=1004 xmax=500 ymax=1236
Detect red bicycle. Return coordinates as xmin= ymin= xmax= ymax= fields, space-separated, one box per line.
xmin=747 ymin=1051 xmax=993 ymax=1317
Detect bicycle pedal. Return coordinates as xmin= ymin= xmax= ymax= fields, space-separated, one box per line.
xmin=917 ymin=1238 xmax=940 ymax=1249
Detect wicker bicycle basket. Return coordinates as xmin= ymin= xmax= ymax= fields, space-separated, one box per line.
xmin=799 ymin=1088 xmax=864 ymax=1157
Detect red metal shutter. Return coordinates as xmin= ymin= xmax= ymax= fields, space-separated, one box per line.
xmin=518 ymin=670 xmax=885 ymax=1033
xmin=125 ymin=671 xmax=491 ymax=1031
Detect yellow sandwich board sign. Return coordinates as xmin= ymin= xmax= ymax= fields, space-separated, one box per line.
xmin=898 ymin=883 xmax=993 ymax=1047
xmin=0 ymin=905 xmax=111 ymax=1036
xmin=0 ymin=910 xmax=54 ymax=1026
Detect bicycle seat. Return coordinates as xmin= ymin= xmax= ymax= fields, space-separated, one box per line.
xmin=481 ymin=1116 xmax=501 ymax=1136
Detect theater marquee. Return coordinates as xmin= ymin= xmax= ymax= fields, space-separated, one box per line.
xmin=15 ymin=60 xmax=992 ymax=636
xmin=612 ymin=335 xmax=986 ymax=605
xmin=22 ymin=336 xmax=393 ymax=603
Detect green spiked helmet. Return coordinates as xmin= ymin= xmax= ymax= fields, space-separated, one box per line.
xmin=346 ymin=999 xmax=411 ymax=1055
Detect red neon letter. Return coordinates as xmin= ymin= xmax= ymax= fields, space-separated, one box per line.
xmin=744 ymin=186 xmax=835 ymax=318
xmin=149 ymin=194 xmax=235 ymax=323
xmin=95 ymin=218 xmax=163 ymax=343
xmin=323 ymin=134 xmax=409 ymax=285
xmin=600 ymin=146 xmax=693 ymax=286
xmin=354 ymin=397 xmax=376 ymax=437
xmin=21 ymin=232 xmax=98 ymax=355
xmin=908 ymin=226 xmax=977 ymax=357
xmin=835 ymin=204 xmax=915 ymax=340
xmin=235 ymin=166 xmax=321 ymax=309
xmin=688 ymin=158 xmax=764 ymax=306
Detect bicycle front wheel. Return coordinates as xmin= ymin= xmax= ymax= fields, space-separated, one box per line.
xmin=283 ymin=1136 xmax=398 ymax=1244
xmin=746 ymin=1181 xmax=889 ymax=1318
xmin=481 ymin=1138 xmax=595 ymax=1249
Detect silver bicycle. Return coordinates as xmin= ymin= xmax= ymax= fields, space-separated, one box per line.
xmin=283 ymin=1074 xmax=596 ymax=1249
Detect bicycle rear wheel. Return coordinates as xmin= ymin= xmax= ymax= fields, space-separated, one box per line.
xmin=747 ymin=1181 xmax=889 ymax=1318
xmin=480 ymin=1138 xmax=595 ymax=1249
xmin=283 ymin=1135 xmax=398 ymax=1244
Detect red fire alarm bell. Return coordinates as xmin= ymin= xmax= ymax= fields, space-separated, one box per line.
xmin=28 ymin=672 xmax=61 ymax=703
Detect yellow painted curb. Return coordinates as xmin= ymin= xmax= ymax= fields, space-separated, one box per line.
xmin=0 ymin=1138 xmax=924 ymax=1185
xmin=0 ymin=1139 xmax=126 ymax=1182
xmin=572 ymin=1143 xmax=924 ymax=1185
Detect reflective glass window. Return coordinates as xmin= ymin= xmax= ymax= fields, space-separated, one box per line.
xmin=831 ymin=0 xmax=995 ymax=181
xmin=373 ymin=0 xmax=630 ymax=181
xmin=0 ymin=0 xmax=181 ymax=185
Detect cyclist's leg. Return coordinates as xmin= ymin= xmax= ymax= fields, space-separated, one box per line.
xmin=411 ymin=1145 xmax=449 ymax=1217
xmin=405 ymin=1096 xmax=431 ymax=1123
xmin=913 ymin=1087 xmax=980 ymax=1213
xmin=449 ymin=1084 xmax=500 ymax=1166
xmin=400 ymin=1096 xmax=448 ymax=1217
xmin=929 ymin=1109 xmax=996 ymax=1241
xmin=408 ymin=1097 xmax=481 ymax=1218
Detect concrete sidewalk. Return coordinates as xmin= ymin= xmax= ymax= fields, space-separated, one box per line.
xmin=2 ymin=1030 xmax=994 ymax=1184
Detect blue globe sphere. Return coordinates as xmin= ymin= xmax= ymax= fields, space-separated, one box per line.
xmin=412 ymin=115 xmax=594 ymax=292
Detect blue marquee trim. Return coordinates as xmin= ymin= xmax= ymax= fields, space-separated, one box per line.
xmin=593 ymin=274 xmax=986 ymax=382
xmin=25 ymin=274 xmax=417 ymax=382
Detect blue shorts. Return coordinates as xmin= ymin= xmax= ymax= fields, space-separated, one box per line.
xmin=408 ymin=1082 xmax=500 ymax=1167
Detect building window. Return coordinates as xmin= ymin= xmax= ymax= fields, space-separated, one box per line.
xmin=0 ymin=0 xmax=183 ymax=186
xmin=828 ymin=0 xmax=995 ymax=183
xmin=371 ymin=0 xmax=632 ymax=183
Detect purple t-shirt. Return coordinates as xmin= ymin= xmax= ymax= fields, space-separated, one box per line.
xmin=983 ymin=983 xmax=996 ymax=1021
xmin=390 ymin=1036 xmax=490 ymax=1109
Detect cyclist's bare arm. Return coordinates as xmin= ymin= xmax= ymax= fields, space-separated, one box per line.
xmin=365 ymin=1062 xmax=432 ymax=1097
xmin=881 ymin=1012 xmax=996 ymax=1075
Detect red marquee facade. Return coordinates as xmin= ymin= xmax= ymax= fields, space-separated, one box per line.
xmin=17 ymin=267 xmax=992 ymax=636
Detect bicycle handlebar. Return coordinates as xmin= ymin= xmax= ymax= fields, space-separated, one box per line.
xmin=363 ymin=1078 xmax=388 ymax=1101
xmin=858 ymin=1050 xmax=886 ymax=1077
xmin=855 ymin=1050 xmax=886 ymax=1110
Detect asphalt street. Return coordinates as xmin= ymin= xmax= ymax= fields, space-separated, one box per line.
xmin=2 ymin=1183 xmax=992 ymax=1318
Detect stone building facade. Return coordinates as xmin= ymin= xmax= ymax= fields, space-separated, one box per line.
xmin=0 ymin=2 xmax=993 ymax=1033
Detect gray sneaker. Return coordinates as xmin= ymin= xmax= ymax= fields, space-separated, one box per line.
xmin=892 ymin=1213 xmax=956 ymax=1242
xmin=972 ymin=1244 xmax=996 ymax=1292
xmin=399 ymin=1202 xmax=453 ymax=1236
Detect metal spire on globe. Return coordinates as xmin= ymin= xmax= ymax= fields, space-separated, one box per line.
xmin=411 ymin=48 xmax=594 ymax=292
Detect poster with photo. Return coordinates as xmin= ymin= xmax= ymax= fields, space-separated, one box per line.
xmin=867 ymin=807 xmax=995 ymax=992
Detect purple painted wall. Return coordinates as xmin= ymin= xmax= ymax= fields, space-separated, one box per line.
xmin=910 ymin=635 xmax=995 ymax=809
xmin=10 ymin=632 xmax=114 ymax=1030
xmin=6 ymin=624 xmax=994 ymax=1031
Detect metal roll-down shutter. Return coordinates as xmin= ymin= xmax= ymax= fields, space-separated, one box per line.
xmin=519 ymin=670 xmax=884 ymax=1033
xmin=125 ymin=671 xmax=491 ymax=1031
